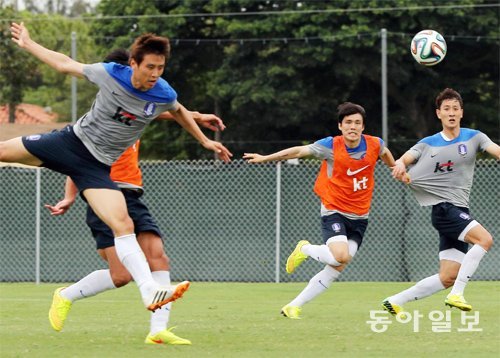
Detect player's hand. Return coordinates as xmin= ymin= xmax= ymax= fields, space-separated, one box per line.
xmin=243 ymin=153 xmax=265 ymax=163
xmin=391 ymin=166 xmax=411 ymax=184
xmin=401 ymin=172 xmax=411 ymax=184
xmin=203 ymin=140 xmax=232 ymax=162
xmin=44 ymin=198 xmax=74 ymax=216
xmin=391 ymin=160 xmax=406 ymax=180
xmin=194 ymin=113 xmax=226 ymax=132
xmin=10 ymin=22 xmax=30 ymax=48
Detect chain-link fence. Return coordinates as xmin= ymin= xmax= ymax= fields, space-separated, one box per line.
xmin=0 ymin=159 xmax=498 ymax=283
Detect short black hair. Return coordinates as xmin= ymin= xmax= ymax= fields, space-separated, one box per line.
xmin=103 ymin=48 xmax=130 ymax=66
xmin=337 ymin=102 xmax=366 ymax=123
xmin=130 ymin=33 xmax=170 ymax=65
xmin=435 ymin=88 xmax=463 ymax=109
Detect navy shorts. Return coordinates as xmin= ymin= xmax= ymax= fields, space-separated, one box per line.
xmin=86 ymin=189 xmax=163 ymax=249
xmin=431 ymin=202 xmax=472 ymax=254
xmin=22 ymin=126 xmax=119 ymax=192
xmin=321 ymin=213 xmax=368 ymax=249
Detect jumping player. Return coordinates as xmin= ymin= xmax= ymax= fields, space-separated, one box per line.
xmin=1 ymin=22 xmax=232 ymax=312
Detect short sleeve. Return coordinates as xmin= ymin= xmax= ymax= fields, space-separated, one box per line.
xmin=308 ymin=136 xmax=333 ymax=160
xmin=408 ymin=142 xmax=425 ymax=161
xmin=83 ymin=63 xmax=107 ymax=86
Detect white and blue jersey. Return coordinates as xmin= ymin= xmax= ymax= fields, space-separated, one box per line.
xmin=407 ymin=128 xmax=493 ymax=208
xmin=74 ymin=63 xmax=178 ymax=165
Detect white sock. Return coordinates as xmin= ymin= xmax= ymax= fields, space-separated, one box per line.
xmin=114 ymin=234 xmax=156 ymax=300
xmin=289 ymin=265 xmax=340 ymax=307
xmin=150 ymin=271 xmax=172 ymax=335
xmin=450 ymin=244 xmax=487 ymax=295
xmin=302 ymin=244 xmax=341 ymax=266
xmin=60 ymin=269 xmax=116 ymax=302
xmin=388 ymin=274 xmax=445 ymax=306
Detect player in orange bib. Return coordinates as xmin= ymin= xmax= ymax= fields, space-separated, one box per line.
xmin=244 ymin=102 xmax=397 ymax=319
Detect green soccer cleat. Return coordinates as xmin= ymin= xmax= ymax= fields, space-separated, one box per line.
xmin=286 ymin=240 xmax=310 ymax=274
xmin=146 ymin=281 xmax=191 ymax=312
xmin=48 ymin=287 xmax=72 ymax=332
xmin=145 ymin=328 xmax=192 ymax=345
xmin=445 ymin=293 xmax=472 ymax=311
xmin=382 ymin=298 xmax=406 ymax=318
xmin=281 ymin=304 xmax=302 ymax=319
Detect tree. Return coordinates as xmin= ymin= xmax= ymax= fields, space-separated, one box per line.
xmin=0 ymin=6 xmax=39 ymax=122
xmin=91 ymin=0 xmax=498 ymax=158
xmin=3 ymin=0 xmax=498 ymax=158
xmin=0 ymin=10 xmax=103 ymax=123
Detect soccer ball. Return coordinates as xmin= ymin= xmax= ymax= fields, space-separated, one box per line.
xmin=410 ymin=30 xmax=447 ymax=66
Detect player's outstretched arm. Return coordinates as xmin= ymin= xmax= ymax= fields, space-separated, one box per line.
xmin=168 ymin=103 xmax=232 ymax=162
xmin=10 ymin=22 xmax=84 ymax=78
xmin=484 ymin=143 xmax=500 ymax=160
xmin=244 ymin=145 xmax=312 ymax=163
xmin=156 ymin=111 xmax=226 ymax=132
xmin=44 ymin=177 xmax=78 ymax=216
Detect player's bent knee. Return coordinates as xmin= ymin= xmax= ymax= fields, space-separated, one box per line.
xmin=110 ymin=216 xmax=135 ymax=236
xmin=480 ymin=235 xmax=493 ymax=251
xmin=111 ymin=272 xmax=133 ymax=287
xmin=334 ymin=252 xmax=351 ymax=265
xmin=147 ymin=252 xmax=170 ymax=271
xmin=439 ymin=274 xmax=456 ymax=288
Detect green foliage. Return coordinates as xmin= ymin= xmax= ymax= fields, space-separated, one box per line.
xmin=1 ymin=282 xmax=499 ymax=357
xmin=1 ymin=0 xmax=498 ymax=158
xmin=0 ymin=11 xmax=101 ymax=122
xmin=0 ymin=7 xmax=39 ymax=120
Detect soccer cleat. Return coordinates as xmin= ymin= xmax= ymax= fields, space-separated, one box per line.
xmin=48 ymin=287 xmax=72 ymax=332
xmin=382 ymin=298 xmax=406 ymax=318
xmin=281 ymin=304 xmax=302 ymax=319
xmin=286 ymin=240 xmax=310 ymax=274
xmin=145 ymin=328 xmax=192 ymax=345
xmin=445 ymin=293 xmax=472 ymax=311
xmin=146 ymin=281 xmax=191 ymax=312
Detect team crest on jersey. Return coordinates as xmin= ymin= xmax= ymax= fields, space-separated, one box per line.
xmin=457 ymin=144 xmax=467 ymax=156
xmin=26 ymin=135 xmax=41 ymax=141
xmin=459 ymin=212 xmax=470 ymax=220
xmin=143 ymin=102 xmax=156 ymax=117
xmin=332 ymin=223 xmax=341 ymax=232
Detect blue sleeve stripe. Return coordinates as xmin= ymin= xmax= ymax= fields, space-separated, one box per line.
xmin=315 ymin=136 xmax=333 ymax=148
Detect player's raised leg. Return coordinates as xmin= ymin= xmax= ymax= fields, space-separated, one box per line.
xmin=0 ymin=137 xmax=43 ymax=166
xmin=83 ymin=188 xmax=189 ymax=310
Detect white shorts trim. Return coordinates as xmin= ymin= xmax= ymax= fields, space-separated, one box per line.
xmin=458 ymin=220 xmax=479 ymax=242
xmin=439 ymin=248 xmax=465 ymax=264
xmin=326 ymin=235 xmax=348 ymax=246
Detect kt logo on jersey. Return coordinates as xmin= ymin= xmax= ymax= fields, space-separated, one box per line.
xmin=113 ymin=107 xmax=137 ymax=126
xmin=347 ymin=165 xmax=370 ymax=192
xmin=434 ymin=160 xmax=454 ymax=173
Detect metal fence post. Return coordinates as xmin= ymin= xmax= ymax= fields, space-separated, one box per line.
xmin=274 ymin=161 xmax=282 ymax=283
xmin=71 ymin=31 xmax=77 ymax=123
xmin=381 ymin=28 xmax=388 ymax=146
xmin=35 ymin=168 xmax=41 ymax=284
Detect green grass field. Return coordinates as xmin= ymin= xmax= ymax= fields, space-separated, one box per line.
xmin=1 ymin=282 xmax=499 ymax=357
